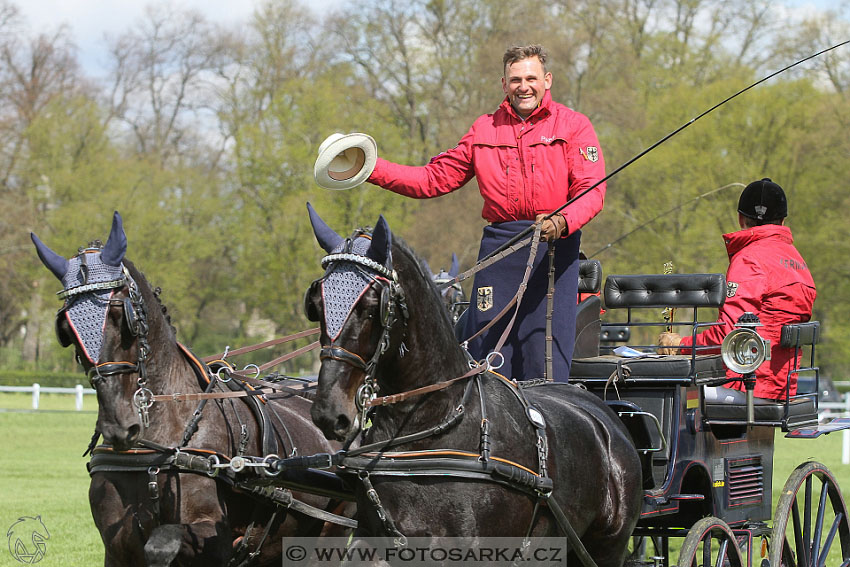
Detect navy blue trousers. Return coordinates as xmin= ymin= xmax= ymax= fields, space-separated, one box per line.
xmin=462 ymin=221 xmax=580 ymax=382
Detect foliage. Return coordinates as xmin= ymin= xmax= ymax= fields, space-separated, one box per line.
xmin=2 ymin=0 xmax=850 ymax=377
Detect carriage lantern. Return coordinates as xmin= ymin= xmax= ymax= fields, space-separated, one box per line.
xmin=721 ymin=312 xmax=770 ymax=424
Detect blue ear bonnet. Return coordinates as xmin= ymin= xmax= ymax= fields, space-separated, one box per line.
xmin=321 ymin=234 xmax=383 ymax=340
xmin=60 ymin=250 xmax=126 ymax=363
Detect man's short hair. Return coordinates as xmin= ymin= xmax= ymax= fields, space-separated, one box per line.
xmin=503 ymin=45 xmax=548 ymax=74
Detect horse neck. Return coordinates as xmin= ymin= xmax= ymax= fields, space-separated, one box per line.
xmin=377 ymin=251 xmax=469 ymax=396
xmin=129 ymin=267 xmax=198 ymax=394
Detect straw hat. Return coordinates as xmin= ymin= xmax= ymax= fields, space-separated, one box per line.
xmin=313 ymin=133 xmax=378 ymax=190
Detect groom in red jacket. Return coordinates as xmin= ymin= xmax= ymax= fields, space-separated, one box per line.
xmin=659 ymin=178 xmax=816 ymax=401
xmin=367 ymin=44 xmax=607 ymax=381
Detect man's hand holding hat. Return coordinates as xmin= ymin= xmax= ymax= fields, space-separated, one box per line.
xmin=314 ymin=133 xmax=378 ymax=190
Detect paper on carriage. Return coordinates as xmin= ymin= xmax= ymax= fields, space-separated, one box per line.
xmin=614 ymin=346 xmax=663 ymax=358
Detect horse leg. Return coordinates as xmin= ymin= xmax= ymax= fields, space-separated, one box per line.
xmin=144 ymin=524 xmax=182 ymax=566
xmin=143 ymin=521 xmax=231 ymax=566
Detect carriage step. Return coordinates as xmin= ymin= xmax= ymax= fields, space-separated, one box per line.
xmin=645 ymin=493 xmax=705 ymax=505
xmin=785 ymin=417 xmax=850 ymax=438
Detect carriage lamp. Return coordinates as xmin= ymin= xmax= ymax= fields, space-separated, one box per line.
xmin=721 ymin=313 xmax=770 ymax=375
xmin=721 ymin=312 xmax=771 ymax=423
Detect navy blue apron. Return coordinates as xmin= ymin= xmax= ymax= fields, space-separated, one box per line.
xmin=462 ymin=221 xmax=580 ymax=382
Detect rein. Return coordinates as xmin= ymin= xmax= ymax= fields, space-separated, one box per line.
xmin=201 ymin=328 xmax=320 ymax=364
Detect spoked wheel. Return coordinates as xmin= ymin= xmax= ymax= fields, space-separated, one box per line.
xmin=628 ymin=535 xmax=667 ymax=565
xmin=770 ymin=461 xmax=850 ymax=567
xmin=678 ymin=516 xmax=744 ymax=567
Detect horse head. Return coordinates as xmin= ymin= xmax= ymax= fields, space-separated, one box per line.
xmin=32 ymin=212 xmax=161 ymax=451
xmin=304 ymin=204 xmax=466 ymax=441
xmin=431 ymin=253 xmax=467 ymax=325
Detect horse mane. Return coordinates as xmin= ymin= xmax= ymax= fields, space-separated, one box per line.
xmin=388 ymin=233 xmax=456 ymax=329
xmin=121 ymin=258 xmax=177 ymax=337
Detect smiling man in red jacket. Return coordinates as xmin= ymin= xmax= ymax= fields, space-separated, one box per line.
xmin=367 ymin=44 xmax=607 ymax=381
xmin=659 ymin=179 xmax=816 ymax=402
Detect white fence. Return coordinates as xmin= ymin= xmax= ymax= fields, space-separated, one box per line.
xmin=0 ymin=383 xmax=96 ymax=410
xmin=819 ymin=393 xmax=850 ymax=465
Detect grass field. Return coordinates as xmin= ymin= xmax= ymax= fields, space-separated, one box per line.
xmin=1 ymin=392 xmax=849 ymax=565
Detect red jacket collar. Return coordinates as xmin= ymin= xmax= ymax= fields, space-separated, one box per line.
xmin=500 ymin=90 xmax=553 ymax=121
xmin=723 ymin=224 xmax=793 ymax=258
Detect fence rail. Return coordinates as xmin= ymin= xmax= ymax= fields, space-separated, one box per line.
xmin=0 ymin=383 xmax=95 ymax=410
xmin=816 ymin=393 xmax=850 ymax=465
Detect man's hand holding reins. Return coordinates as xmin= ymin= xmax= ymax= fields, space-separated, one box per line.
xmin=536 ymin=213 xmax=567 ymax=242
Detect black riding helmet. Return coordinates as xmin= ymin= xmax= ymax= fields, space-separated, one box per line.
xmin=738 ymin=178 xmax=787 ymax=222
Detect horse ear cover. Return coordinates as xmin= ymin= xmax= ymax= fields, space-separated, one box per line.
xmin=31 ymin=232 xmax=69 ymax=281
xmin=366 ymin=215 xmax=391 ymax=268
xmin=307 ymin=202 xmax=344 ymax=253
xmin=450 ymin=253 xmax=459 ymax=278
xmin=101 ymin=211 xmax=127 ymax=267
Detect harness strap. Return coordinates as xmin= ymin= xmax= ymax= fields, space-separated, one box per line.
xmin=545 ymin=242 xmax=556 ymax=381
xmin=320 ymin=345 xmax=367 ymax=371
xmin=462 ymin=224 xmax=542 ymax=350
xmin=359 ymin=471 xmax=407 ymax=547
xmin=202 ymin=328 xmax=320 ymax=364
xmin=237 ymin=484 xmax=358 ymax=529
xmin=366 ymin=363 xmax=485 ymax=407
xmin=437 ymin=234 xmax=535 ymax=289
xmin=545 ymin=497 xmax=600 ymax=567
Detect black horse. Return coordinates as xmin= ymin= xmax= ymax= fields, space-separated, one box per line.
xmin=303 ymin=204 xmax=642 ymax=566
xmin=32 ymin=212 xmax=346 ymax=566
xmin=429 ymin=253 xmax=468 ymax=326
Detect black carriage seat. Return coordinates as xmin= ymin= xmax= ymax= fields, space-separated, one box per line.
xmin=574 ymin=259 xmax=603 ymax=358
xmin=703 ymin=321 xmax=820 ymax=431
xmin=603 ymin=272 xmax=727 ymax=310
xmin=572 ymin=273 xmax=729 ymax=382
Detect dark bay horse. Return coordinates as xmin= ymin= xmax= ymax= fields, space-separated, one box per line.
xmin=303 ymin=204 xmax=642 ymax=566
xmin=32 ymin=212 xmax=345 ymax=566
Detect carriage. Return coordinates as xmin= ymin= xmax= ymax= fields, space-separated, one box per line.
xmin=566 ymin=260 xmax=850 ymax=566
xmin=33 ymin=211 xmax=850 ymax=566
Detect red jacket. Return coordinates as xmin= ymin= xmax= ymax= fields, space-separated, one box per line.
xmin=680 ymin=225 xmax=816 ymax=400
xmin=367 ymin=91 xmax=606 ymax=235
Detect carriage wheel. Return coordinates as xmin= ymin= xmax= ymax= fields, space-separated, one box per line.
xmin=769 ymin=461 xmax=850 ymax=567
xmin=628 ymin=535 xmax=667 ymax=565
xmin=678 ymin=516 xmax=744 ymax=567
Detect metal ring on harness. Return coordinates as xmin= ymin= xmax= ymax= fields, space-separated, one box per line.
xmin=133 ymin=387 xmax=154 ymax=411
xmin=207 ymin=454 xmax=221 ymax=477
xmin=356 ymin=383 xmax=376 ymax=411
xmin=243 ymin=363 xmax=260 ymax=379
xmin=261 ymin=453 xmax=281 ymax=477
xmin=216 ymin=366 xmax=233 ymax=383
xmin=486 ymin=351 xmax=505 ymax=371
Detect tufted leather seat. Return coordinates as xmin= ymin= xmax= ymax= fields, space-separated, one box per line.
xmin=604 ymin=273 xmax=726 ymax=309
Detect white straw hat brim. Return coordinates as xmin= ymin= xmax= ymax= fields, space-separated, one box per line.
xmin=314 ymin=133 xmax=378 ymax=190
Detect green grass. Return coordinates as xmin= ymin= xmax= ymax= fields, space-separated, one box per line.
xmin=1 ymin=392 xmax=849 ymax=565
xmin=0 ymin=396 xmax=102 ymax=566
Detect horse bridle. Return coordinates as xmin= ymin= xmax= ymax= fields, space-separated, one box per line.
xmin=58 ymin=264 xmax=154 ymax=426
xmin=434 ymin=275 xmax=466 ymax=325
xmin=308 ymin=249 xmax=408 ymax=427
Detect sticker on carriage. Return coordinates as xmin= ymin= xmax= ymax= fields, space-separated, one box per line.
xmin=477 ymin=286 xmax=493 ymax=312
xmin=726 ymin=281 xmax=738 ymax=298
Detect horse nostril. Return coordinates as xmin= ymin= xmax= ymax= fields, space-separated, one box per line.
xmin=333 ymin=415 xmax=351 ymax=440
xmin=126 ymin=424 xmax=141 ymax=445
